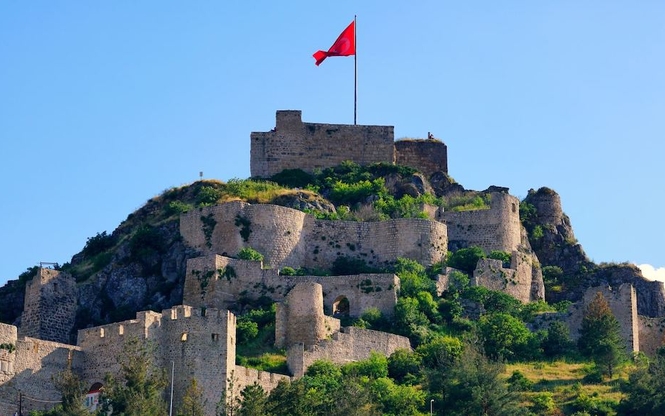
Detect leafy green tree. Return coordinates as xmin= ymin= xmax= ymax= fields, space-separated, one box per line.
xmin=177 ymin=379 xmax=205 ymax=416
xmin=479 ymin=313 xmax=532 ymax=360
xmin=542 ymin=321 xmax=574 ymax=358
xmin=238 ymin=384 xmax=269 ymax=416
xmin=37 ymin=370 xmax=90 ymax=416
xmin=448 ymin=246 xmax=486 ymax=274
xmin=436 ymin=343 xmax=525 ymax=416
xmin=388 ymin=348 xmax=422 ymax=385
xmin=100 ymin=337 xmax=168 ymax=416
xmin=618 ymin=350 xmax=665 ymax=415
xmin=578 ymin=292 xmax=625 ymax=377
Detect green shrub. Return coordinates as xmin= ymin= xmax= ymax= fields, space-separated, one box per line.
xmin=166 ymin=200 xmax=192 ymax=215
xmin=196 ymin=185 xmax=223 ymax=206
xmin=237 ymin=247 xmax=264 ymax=262
xmin=448 ymin=246 xmax=485 ymax=274
xmin=279 ymin=266 xmax=296 ymax=276
xmin=82 ymin=231 xmax=115 ymax=258
xmin=237 ymin=319 xmax=259 ymax=344
xmin=331 ymin=256 xmax=380 ymax=275
xmin=270 ymin=168 xmax=315 ymax=188
xmin=488 ymin=250 xmax=511 ymax=267
xmin=507 ymin=370 xmax=533 ymax=391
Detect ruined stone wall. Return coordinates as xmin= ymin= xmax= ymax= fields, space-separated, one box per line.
xmin=638 ymin=316 xmax=665 ymax=355
xmin=0 ymin=323 xmax=17 ymax=385
xmin=394 ymin=139 xmax=448 ymax=177
xmin=184 ymin=255 xmax=400 ymax=317
xmin=180 ymin=202 xmax=447 ymax=271
xmin=0 ymin=334 xmax=83 ymax=416
xmin=233 ymin=365 xmax=291 ymax=398
xmin=442 ymin=192 xmax=521 ymax=254
xmin=78 ymin=306 xmax=235 ymax=416
xmin=566 ymin=285 xmax=639 ymax=352
xmin=275 ymin=283 xmax=340 ymax=349
xmin=287 ymin=327 xmax=411 ymax=378
xmin=471 ymin=251 xmax=544 ymax=303
xmin=20 ymin=268 xmax=77 ymax=344
xmin=250 ymin=110 xmax=395 ymax=178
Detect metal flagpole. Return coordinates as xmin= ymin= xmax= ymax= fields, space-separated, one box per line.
xmin=354 ymin=15 xmax=357 ymax=125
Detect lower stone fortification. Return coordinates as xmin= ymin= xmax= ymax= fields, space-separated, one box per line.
xmin=566 ymin=284 xmax=639 ymax=353
xmin=180 ymin=201 xmax=447 ymax=271
xmin=184 ymin=255 xmax=400 ymax=317
xmin=472 ymin=250 xmax=544 ymax=303
xmin=287 ymin=326 xmax=411 ymax=378
xmin=0 ymin=322 xmax=83 ymax=416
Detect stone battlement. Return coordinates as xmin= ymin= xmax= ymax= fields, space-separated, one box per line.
xmin=250 ymin=110 xmax=448 ymax=178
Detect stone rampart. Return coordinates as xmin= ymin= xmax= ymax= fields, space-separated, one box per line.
xmin=0 ymin=332 xmax=83 ymax=416
xmin=180 ymin=201 xmax=447 ymax=270
xmin=77 ymin=306 xmax=235 ymax=416
xmin=441 ymin=192 xmax=521 ymax=254
xmin=637 ymin=316 xmax=665 ymax=355
xmin=287 ymin=326 xmax=411 ymax=378
xmin=275 ymin=283 xmax=340 ymax=349
xmin=566 ymin=284 xmax=639 ymax=352
xmin=250 ymin=110 xmax=395 ymax=178
xmin=183 ymin=255 xmax=400 ymax=317
xmin=472 ymin=250 xmax=544 ymax=303
xmin=233 ymin=365 xmax=292 ymax=398
xmin=394 ymin=139 xmax=448 ymax=177
xmin=20 ymin=268 xmax=77 ymax=344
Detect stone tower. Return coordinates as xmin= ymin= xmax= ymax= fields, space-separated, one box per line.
xmin=20 ymin=268 xmax=77 ymax=344
xmin=275 ymin=282 xmax=339 ymax=349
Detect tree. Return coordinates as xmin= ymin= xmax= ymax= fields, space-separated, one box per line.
xmin=479 ymin=313 xmax=532 ymax=360
xmin=436 ymin=343 xmax=525 ymax=416
xmin=37 ymin=370 xmax=90 ymax=416
xmin=578 ymin=292 xmax=625 ymax=378
xmin=618 ymin=350 xmax=665 ymax=415
xmin=178 ymin=379 xmax=205 ymax=416
xmin=542 ymin=321 xmax=574 ymax=358
xmin=238 ymin=384 xmax=269 ymax=416
xmin=447 ymin=247 xmax=486 ymax=274
xmin=100 ymin=337 xmax=168 ymax=416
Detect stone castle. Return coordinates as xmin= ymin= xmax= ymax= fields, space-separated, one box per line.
xmin=0 ymin=110 xmax=660 ymax=415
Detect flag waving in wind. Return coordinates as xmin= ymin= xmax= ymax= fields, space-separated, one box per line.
xmin=313 ymin=20 xmax=355 ymax=66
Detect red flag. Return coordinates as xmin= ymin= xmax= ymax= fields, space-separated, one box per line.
xmin=313 ymin=20 xmax=355 ymax=66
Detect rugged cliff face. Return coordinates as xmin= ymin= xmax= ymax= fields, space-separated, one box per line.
xmin=521 ymin=187 xmax=593 ymax=277
xmin=520 ymin=187 xmax=664 ymax=316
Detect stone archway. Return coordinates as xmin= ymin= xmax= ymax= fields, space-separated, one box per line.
xmin=85 ymin=382 xmax=104 ymax=410
xmin=332 ymin=295 xmax=350 ymax=317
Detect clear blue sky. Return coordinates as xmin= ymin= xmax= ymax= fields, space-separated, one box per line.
xmin=1 ymin=1 xmax=664 ymax=286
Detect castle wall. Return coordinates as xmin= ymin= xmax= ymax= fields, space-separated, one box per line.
xmin=471 ymin=251 xmax=544 ymax=303
xmin=250 ymin=110 xmax=395 ymax=178
xmin=0 ymin=332 xmax=83 ymax=416
xmin=77 ymin=306 xmax=236 ymax=416
xmin=274 ymin=283 xmax=337 ymax=349
xmin=184 ymin=255 xmax=400 ymax=318
xmin=637 ymin=316 xmax=665 ymax=355
xmin=394 ymin=140 xmax=448 ymax=177
xmin=441 ymin=192 xmax=521 ymax=254
xmin=566 ymin=284 xmax=639 ymax=353
xmin=20 ymin=268 xmax=77 ymax=344
xmin=232 ymin=365 xmax=291 ymax=398
xmin=180 ymin=202 xmax=447 ymax=271
xmin=286 ymin=327 xmax=411 ymax=378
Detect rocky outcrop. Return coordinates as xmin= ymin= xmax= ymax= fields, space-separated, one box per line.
xmin=522 ymin=187 xmax=593 ymax=276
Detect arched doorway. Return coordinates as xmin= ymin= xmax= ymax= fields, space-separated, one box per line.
xmin=86 ymin=382 xmax=103 ymax=411
xmin=333 ymin=295 xmax=350 ymax=317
